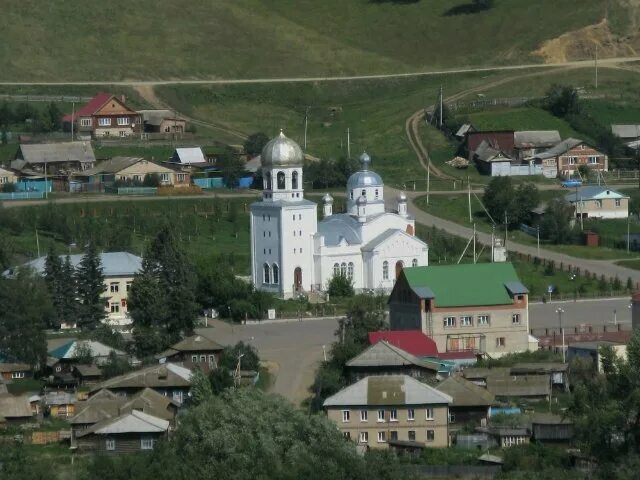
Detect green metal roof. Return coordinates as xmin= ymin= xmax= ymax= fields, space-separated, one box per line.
xmin=403 ymin=262 xmax=522 ymax=307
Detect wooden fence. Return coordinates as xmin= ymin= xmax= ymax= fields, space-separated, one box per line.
xmin=30 ymin=430 xmax=71 ymax=445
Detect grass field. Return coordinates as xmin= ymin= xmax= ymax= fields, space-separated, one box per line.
xmin=0 ymin=0 xmax=607 ymax=81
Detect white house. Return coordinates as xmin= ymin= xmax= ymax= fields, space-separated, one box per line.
xmin=565 ymin=186 xmax=629 ymax=219
xmin=250 ymin=131 xmax=428 ymax=298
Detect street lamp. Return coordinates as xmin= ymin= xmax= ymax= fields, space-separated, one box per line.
xmin=569 ymin=272 xmax=577 ymax=301
xmin=555 ymin=308 xmax=566 ymax=363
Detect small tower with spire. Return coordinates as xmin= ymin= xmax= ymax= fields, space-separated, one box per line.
xmin=397 ymin=191 xmax=408 ymax=217
xmin=322 ymin=193 xmax=333 ymax=218
xmin=356 ymin=195 xmax=367 ymax=223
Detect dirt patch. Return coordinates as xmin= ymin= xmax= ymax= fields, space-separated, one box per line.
xmin=534 ymin=18 xmax=638 ymax=64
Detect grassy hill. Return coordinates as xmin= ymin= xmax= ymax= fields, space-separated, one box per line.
xmin=1 ymin=0 xmax=607 ymax=81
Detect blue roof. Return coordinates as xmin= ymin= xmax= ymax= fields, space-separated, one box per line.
xmin=565 ymin=186 xmax=627 ymax=202
xmin=318 ymin=214 xmax=363 ymax=246
xmin=5 ymin=252 xmax=142 ymax=278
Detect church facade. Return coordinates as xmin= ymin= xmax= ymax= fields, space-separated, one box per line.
xmin=250 ymin=131 xmax=429 ymax=298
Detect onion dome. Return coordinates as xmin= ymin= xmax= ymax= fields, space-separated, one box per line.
xmin=322 ymin=193 xmax=334 ymax=204
xmin=260 ymin=130 xmax=304 ymax=167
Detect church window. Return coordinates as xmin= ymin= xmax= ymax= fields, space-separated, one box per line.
xmin=375 ymin=189 xmax=379 ymax=198
xmin=293 ymin=231 xmax=296 ymax=237
xmin=341 ymin=262 xmax=347 ymax=276
xmin=294 ymin=248 xmax=297 ymax=253
xmin=268 ymin=232 xmax=271 ymax=237
xmin=263 ymin=232 xmax=266 ymax=238
xmin=299 ymin=230 xmax=302 ymax=236
xmin=277 ymin=172 xmax=286 ymax=190
xmin=412 ymin=258 xmax=418 ymax=267
xmin=263 ymin=264 xmax=271 ymax=284
xmin=272 ymin=264 xmax=279 ymax=284
xmin=293 ymin=215 xmax=295 ymax=221
xmin=347 ymin=262 xmax=354 ymax=279
xmin=298 ymin=214 xmax=302 ymax=220
xmin=361 ymin=189 xmax=366 ymax=197
xmin=333 ymin=263 xmax=340 ymax=277
xmin=262 ymin=215 xmax=265 ymax=221
xmin=300 ymin=248 xmax=303 ymax=253
xmin=382 ymin=261 xmax=389 ymax=280
xmin=265 ymin=172 xmax=272 ymax=190
xmin=350 ymin=191 xmax=354 ymax=200
xmin=292 ymin=171 xmax=299 ymax=190
xmin=263 ymin=249 xmax=266 ymax=254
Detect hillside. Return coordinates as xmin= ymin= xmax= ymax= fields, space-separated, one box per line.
xmin=0 ymin=0 xmax=611 ymax=81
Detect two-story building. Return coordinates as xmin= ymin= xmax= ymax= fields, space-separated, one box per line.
xmin=389 ymin=263 xmax=532 ymax=358
xmin=156 ymin=334 xmax=225 ymax=369
xmin=62 ymin=93 xmax=141 ymax=139
xmin=323 ymin=375 xmax=452 ymax=449
xmin=565 ymin=186 xmax=629 ymax=219
xmin=534 ymin=138 xmax=608 ymax=178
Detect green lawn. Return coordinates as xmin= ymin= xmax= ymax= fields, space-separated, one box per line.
xmin=581 ymin=99 xmax=640 ymax=127
xmin=465 ymin=107 xmax=582 ymax=139
xmin=0 ymin=0 xmax=609 ymax=81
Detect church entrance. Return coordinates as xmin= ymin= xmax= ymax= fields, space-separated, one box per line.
xmin=293 ymin=267 xmax=302 ymax=292
xmin=395 ymin=261 xmax=404 ymax=279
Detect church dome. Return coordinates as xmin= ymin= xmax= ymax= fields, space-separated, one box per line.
xmin=261 ymin=130 xmax=304 ymax=167
xmin=398 ymin=191 xmax=407 ymax=202
xmin=347 ymin=151 xmax=383 ymax=190
xmin=322 ymin=193 xmax=334 ymax=204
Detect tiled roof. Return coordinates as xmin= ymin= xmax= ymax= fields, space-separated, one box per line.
xmin=368 ymin=330 xmax=439 ymax=357
xmin=62 ymin=93 xmax=113 ymax=122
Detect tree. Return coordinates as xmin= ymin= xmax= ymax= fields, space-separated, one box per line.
xmin=75 ymin=244 xmax=106 ymax=329
xmin=46 ymin=102 xmax=62 ymax=131
xmin=220 ymin=341 xmax=260 ymax=371
xmin=540 ymin=197 xmax=574 ymax=244
xmin=73 ymin=342 xmax=94 ymax=364
xmin=327 ymin=273 xmax=354 ymax=298
xmin=483 ymin=177 xmax=540 ymax=228
xmin=190 ymin=368 xmax=214 ymax=405
xmin=143 ymin=173 xmax=160 ymax=187
xmin=545 ymin=84 xmax=581 ymax=118
xmin=0 ymin=101 xmax=12 ymax=128
xmin=0 ymin=270 xmax=51 ymax=367
xmin=217 ymin=149 xmax=245 ymax=188
xmin=243 ymin=132 xmax=269 ymax=156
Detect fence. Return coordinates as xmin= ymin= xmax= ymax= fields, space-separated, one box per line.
xmin=0 ymin=191 xmax=45 ymax=200
xmin=0 ymin=94 xmax=92 ymax=103
xmin=194 ymin=178 xmax=224 ymax=189
xmin=413 ymin=465 xmax=501 ymax=477
xmin=31 ymin=430 xmax=71 ymax=445
xmin=446 ymin=96 xmax=535 ymax=112
xmin=116 ymin=187 xmax=158 ymax=196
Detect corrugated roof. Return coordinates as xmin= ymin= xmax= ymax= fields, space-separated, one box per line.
xmin=0 ymin=395 xmax=33 ymax=418
xmin=74 ymin=364 xmax=102 ymax=377
xmin=368 ymin=331 xmax=439 ymax=357
xmin=486 ymin=375 xmax=550 ymax=397
xmin=48 ymin=340 xmax=125 ymax=360
xmin=44 ymin=391 xmax=76 ymax=406
xmin=317 ymin=214 xmax=363 ymax=246
xmin=511 ymin=363 xmax=568 ymax=374
xmin=565 ymin=186 xmax=628 ymax=202
xmin=16 ymin=142 xmax=96 ymax=165
xmin=463 ymin=367 xmax=511 ymax=380
xmin=90 ymin=363 xmax=191 ymax=392
xmin=139 ymin=109 xmax=180 ymax=126
xmin=77 ymin=409 xmax=169 ymax=437
xmin=504 ymin=281 xmax=529 ymax=295
xmin=611 ymin=124 xmax=640 ymax=139
xmin=346 ymin=341 xmax=440 ymax=372
xmin=9 ymin=251 xmax=142 ymax=278
xmin=436 ymin=376 xmax=495 ymax=407
xmin=0 ymin=363 xmax=30 ymax=373
xmin=323 ymin=375 xmax=452 ymax=407
xmin=514 ymin=131 xmax=561 ymax=148
xmin=80 ymin=156 xmax=146 ymax=176
xmin=169 ymin=334 xmax=224 ymax=353
xmin=62 ymin=93 xmax=113 ymax=122
xmin=402 ymin=263 xmax=522 ymax=308
xmin=534 ymin=138 xmax=584 ymax=159
xmin=174 ymin=147 xmax=206 ymax=165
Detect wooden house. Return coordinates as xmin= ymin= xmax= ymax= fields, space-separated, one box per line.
xmin=156 ymin=334 xmax=225 ymax=369
xmin=62 ymin=93 xmax=141 ymax=139
xmin=0 ymin=395 xmax=36 ymax=425
xmin=436 ymin=375 xmax=495 ymax=428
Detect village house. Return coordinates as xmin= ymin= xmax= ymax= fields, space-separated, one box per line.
xmin=74 ymin=409 xmax=170 ymax=453
xmin=73 ymin=364 xmax=103 ymax=386
xmin=565 ymin=186 xmax=629 ymax=219
xmin=567 ymin=340 xmax=628 ymax=373
xmin=0 ymin=166 xmax=18 ymax=186
xmin=389 ymin=263 xmax=532 ymax=357
xmin=534 ymin=138 xmax=608 ymax=178
xmin=0 ymin=362 xmax=32 ymax=383
xmin=8 ymin=252 xmax=142 ymax=328
xmin=12 ymin=142 xmax=96 ymax=182
xmin=323 ymin=375 xmax=452 ymax=449
xmin=513 ymin=131 xmax=561 ymax=161
xmin=138 ymin=110 xmax=186 ymax=135
xmin=510 ymin=363 xmax=570 ymax=392
xmin=156 ymin=334 xmax=225 ymax=368
xmin=345 ymin=341 xmax=442 ymax=381
xmin=170 ymin=147 xmax=209 ymax=167
xmin=436 ymin=375 xmax=495 ymax=429
xmin=89 ymin=363 xmax=192 ymax=405
xmin=485 ymin=374 xmax=551 ymax=402
xmin=44 ymin=391 xmax=76 ymax=418
xmin=530 ymin=413 xmax=574 ymax=443
xmin=0 ymin=394 xmax=36 ymax=425
xmin=62 ymin=93 xmax=141 ymax=139
xmin=466 ymin=130 xmax=515 ymax=162
xmin=611 ymin=124 xmax=640 ymax=145
xmin=79 ymin=156 xmax=190 ymax=188
xmin=480 ymin=426 xmax=530 ymax=448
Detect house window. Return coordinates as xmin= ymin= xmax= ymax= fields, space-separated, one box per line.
xmin=199 ymin=355 xmax=206 ymax=363
xmin=382 ymin=261 xmax=389 ymax=280
xmin=208 ymin=355 xmax=216 ymax=365
xmin=191 ymin=355 xmax=198 ymax=362
xmin=277 ymin=172 xmax=285 ymax=189
xmin=55 ymin=366 xmax=62 ymax=373
xmin=361 ymin=189 xmax=366 ymax=197
xmin=512 ymin=313 xmax=520 ymax=324
xmin=126 ymin=281 xmax=132 ymax=292
xmin=263 ymin=264 xmax=271 ymax=284
xmin=460 ymin=316 xmax=473 ymax=327
xmin=407 ymin=408 xmax=415 ymax=421
xmin=390 ymin=409 xmax=398 ymax=422
xmin=360 ymin=410 xmax=368 ymax=422
xmin=333 ymin=263 xmax=340 ymax=277
xmin=443 ymin=316 xmax=456 ymax=328
xmin=588 ymin=156 xmax=599 ymax=164
xmin=347 ymin=262 xmax=354 ymax=280
xmin=177 ymin=173 xmax=186 ymax=182
xmin=121 ymin=299 xmax=127 ymax=308
xmin=412 ymin=258 xmax=418 ymax=267
xmin=496 ymin=337 xmax=506 ymax=347
xmin=408 ymin=430 xmax=416 ymax=442
xmin=449 ymin=411 xmax=456 ymax=423
xmin=140 ymin=437 xmax=155 ymax=450
xmin=478 ymin=315 xmax=490 ymax=326
xmin=615 ymin=199 xmax=621 ymax=207
xmin=110 ymin=282 xmax=119 ymax=293
xmin=377 ymin=431 xmax=386 ymax=443
xmin=98 ymin=118 xmax=111 ymax=127
xmin=292 ymin=171 xmax=299 ymax=189
xmin=359 ymin=432 xmax=368 ymax=444
xmin=160 ymin=173 xmax=169 ymax=183
xmin=568 ymin=157 xmax=577 ymax=165
xmin=106 ymin=438 xmax=116 ymax=451
xmin=110 ymin=303 xmax=120 ymax=313
xmin=119 ymin=131 xmax=127 ymax=137
xmin=343 ymin=432 xmax=351 ymax=440
xmin=117 ymin=117 xmax=129 ymax=126
xmin=426 ymin=430 xmax=435 ymax=442
xmin=11 ymin=372 xmax=25 ymax=379
xmin=80 ymin=118 xmax=92 ymax=127
xmin=172 ymin=390 xmax=183 ymax=403
xmin=426 ymin=408 xmax=434 ymax=420
xmin=0 ymin=177 xmax=7 ymax=184
xmin=342 ymin=410 xmax=350 ymax=423
xmin=390 ymin=431 xmax=398 ymax=441
xmin=272 ymin=264 xmax=279 ymax=284
xmin=595 ymin=200 xmax=602 ymax=208
xmin=377 ymin=410 xmax=385 ymax=422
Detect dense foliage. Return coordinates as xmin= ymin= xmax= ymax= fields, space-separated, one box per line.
xmin=327 ymin=273 xmax=355 ymax=298
xmin=483 ymin=177 xmax=539 ymax=228
xmin=75 ymin=243 xmax=106 ymax=330
xmin=539 ymin=197 xmax=574 ymax=244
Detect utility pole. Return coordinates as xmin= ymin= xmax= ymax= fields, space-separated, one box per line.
xmin=627 ymin=215 xmax=631 ymax=253
xmin=304 ymin=106 xmax=309 ymax=149
xmin=44 ymin=159 xmax=48 ymax=200
xmin=491 ymin=225 xmax=495 ymax=262
xmin=439 ymin=85 xmax=443 ymax=129
xmin=537 ymin=226 xmax=540 ymax=257
xmin=70 ymin=102 xmax=75 ymax=141
xmin=556 ymin=308 xmax=566 ymax=363
xmin=35 ymin=229 xmax=40 ymax=257
xmin=595 ymin=44 xmax=598 ymax=89
xmin=473 ymin=223 xmax=476 ymax=264
xmin=346 ymin=128 xmax=351 ymax=159
xmin=504 ymin=210 xmax=508 ymax=250
xmin=426 ymin=159 xmax=431 ymax=205
xmin=467 ymin=178 xmax=472 ymax=223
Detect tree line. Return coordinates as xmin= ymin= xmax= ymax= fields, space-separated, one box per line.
xmin=0 ymin=101 xmax=63 ymax=138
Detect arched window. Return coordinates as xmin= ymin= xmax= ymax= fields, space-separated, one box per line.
xmin=361 ymin=189 xmax=366 ymax=197
xmin=347 ymin=262 xmax=354 ymax=279
xmin=340 ymin=262 xmax=347 ymax=277
xmin=350 ymin=191 xmax=354 ymax=200
xmin=277 ymin=171 xmax=286 ymax=190
xmin=265 ymin=172 xmax=272 ymax=190
xmin=395 ymin=261 xmax=404 ymax=279
xmin=263 ymin=264 xmax=271 ymax=284
xmin=292 ymin=171 xmax=299 ymax=190
xmin=375 ymin=189 xmax=379 ymax=199
xmin=382 ymin=261 xmax=389 ymax=280
xmin=412 ymin=258 xmax=418 ymax=267
xmin=272 ymin=264 xmax=279 ymax=284
xmin=333 ymin=263 xmax=340 ymax=277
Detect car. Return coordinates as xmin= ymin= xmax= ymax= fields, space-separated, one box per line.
xmin=561 ymin=179 xmax=582 ymax=188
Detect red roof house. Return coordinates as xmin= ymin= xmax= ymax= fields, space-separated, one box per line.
xmin=466 ymin=130 xmax=515 ymax=161
xmin=63 ymin=93 xmax=140 ymax=139
xmin=368 ymin=330 xmax=439 ymax=357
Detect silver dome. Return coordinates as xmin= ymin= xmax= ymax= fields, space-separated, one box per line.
xmin=359 ymin=151 xmax=371 ymax=166
xmin=347 ymin=170 xmax=383 ymax=190
xmin=261 ymin=130 xmax=304 ymax=167
xmin=398 ymin=191 xmax=407 ymax=202
xmin=356 ymin=195 xmax=368 ymax=206
xmin=322 ymin=193 xmax=334 ymax=204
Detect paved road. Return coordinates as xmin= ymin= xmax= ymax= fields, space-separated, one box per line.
xmin=2 ymin=56 xmax=640 ymax=86
xmin=529 ymin=297 xmax=632 ymax=330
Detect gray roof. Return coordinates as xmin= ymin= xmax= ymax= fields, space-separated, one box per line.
xmin=16 ymin=142 xmax=96 ymax=165
xmin=317 ymin=214 xmax=363 ymax=246
xmin=474 ymin=140 xmax=512 ymax=163
xmin=565 ymin=186 xmax=628 ymax=202
xmin=76 ymin=409 xmax=169 ymax=437
xmin=138 ymin=109 xmax=180 ymax=126
xmin=168 ymin=334 xmax=224 ymax=353
xmin=362 ymin=229 xmax=408 ymax=252
xmin=611 ymin=124 xmax=640 ymax=139
xmin=411 ymin=286 xmax=435 ymax=299
xmin=80 ymin=157 xmax=164 ymax=176
xmin=504 ymin=281 xmax=529 ymax=295
xmin=436 ymin=376 xmax=495 ymax=407
xmin=44 ymin=391 xmax=76 ymax=406
xmin=534 ymin=138 xmax=584 ymax=159
xmin=174 ymin=147 xmax=206 ymax=165
xmin=511 ymin=363 xmax=568 ymax=374
xmin=346 ymin=169 xmax=384 ymax=190
xmin=463 ymin=367 xmax=511 ymax=380
xmin=323 ymin=375 xmax=452 ymax=407
xmin=514 ymin=131 xmax=561 ymax=148
xmin=90 ymin=363 xmax=192 ymax=393
xmin=0 ymin=395 xmax=33 ymax=419
xmin=74 ymin=364 xmax=102 ymax=377
xmin=346 ymin=341 xmax=440 ymax=372
xmin=251 ymin=199 xmax=317 ymax=210
xmin=5 ymin=252 xmax=142 ymax=278
xmin=486 ymin=375 xmax=550 ymax=397
xmin=455 ymin=124 xmax=474 ymax=138
xmin=260 ymin=131 xmax=303 ymax=167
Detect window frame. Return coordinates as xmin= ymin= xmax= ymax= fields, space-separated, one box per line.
xmin=106 ymin=438 xmax=116 ymax=451
xmin=360 ymin=410 xmax=368 ymax=422
xmin=477 ymin=315 xmax=490 ymax=326
xmin=377 ymin=431 xmax=386 ymax=443
xmin=496 ymin=337 xmax=506 ymax=347
xmin=80 ymin=118 xmax=92 ymax=127
xmin=377 ymin=409 xmax=385 ymax=423
xmin=110 ymin=282 xmax=119 ymax=293
xmin=98 ymin=117 xmax=111 ymax=127
xmin=382 ymin=261 xmax=389 ymax=280
xmin=140 ymin=436 xmax=155 ymax=450
xmin=407 ymin=408 xmax=415 ymax=421
xmin=426 ymin=430 xmax=435 ymax=442
xmin=512 ymin=313 xmax=521 ymax=325
xmin=342 ymin=410 xmax=350 ymax=423
xmin=426 ymin=407 xmax=434 ymax=421
xmin=389 ymin=409 xmax=398 ymax=422
xmin=117 ymin=117 xmax=130 ymax=126
xmin=443 ymin=316 xmax=456 ymax=328
xmin=408 ymin=430 xmax=416 ymax=442
xmin=460 ymin=315 xmax=473 ymax=327
xmin=359 ymin=431 xmax=368 ymax=444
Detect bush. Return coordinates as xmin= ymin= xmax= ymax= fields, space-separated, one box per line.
xmin=327 ymin=273 xmax=354 ymax=298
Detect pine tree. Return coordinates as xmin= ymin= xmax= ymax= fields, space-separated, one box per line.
xmin=75 ymin=244 xmax=105 ymax=330
xmin=43 ymin=247 xmax=64 ymax=329
xmin=60 ymin=256 xmax=78 ymax=327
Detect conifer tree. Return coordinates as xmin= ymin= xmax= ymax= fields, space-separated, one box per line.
xmin=75 ymin=244 xmax=105 ymax=330
xmin=43 ymin=246 xmax=64 ymax=329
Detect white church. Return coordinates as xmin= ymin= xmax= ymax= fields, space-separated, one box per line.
xmin=250 ymin=131 xmax=429 ymax=298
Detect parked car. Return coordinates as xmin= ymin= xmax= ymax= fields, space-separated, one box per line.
xmin=561 ymin=179 xmax=582 ymax=188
